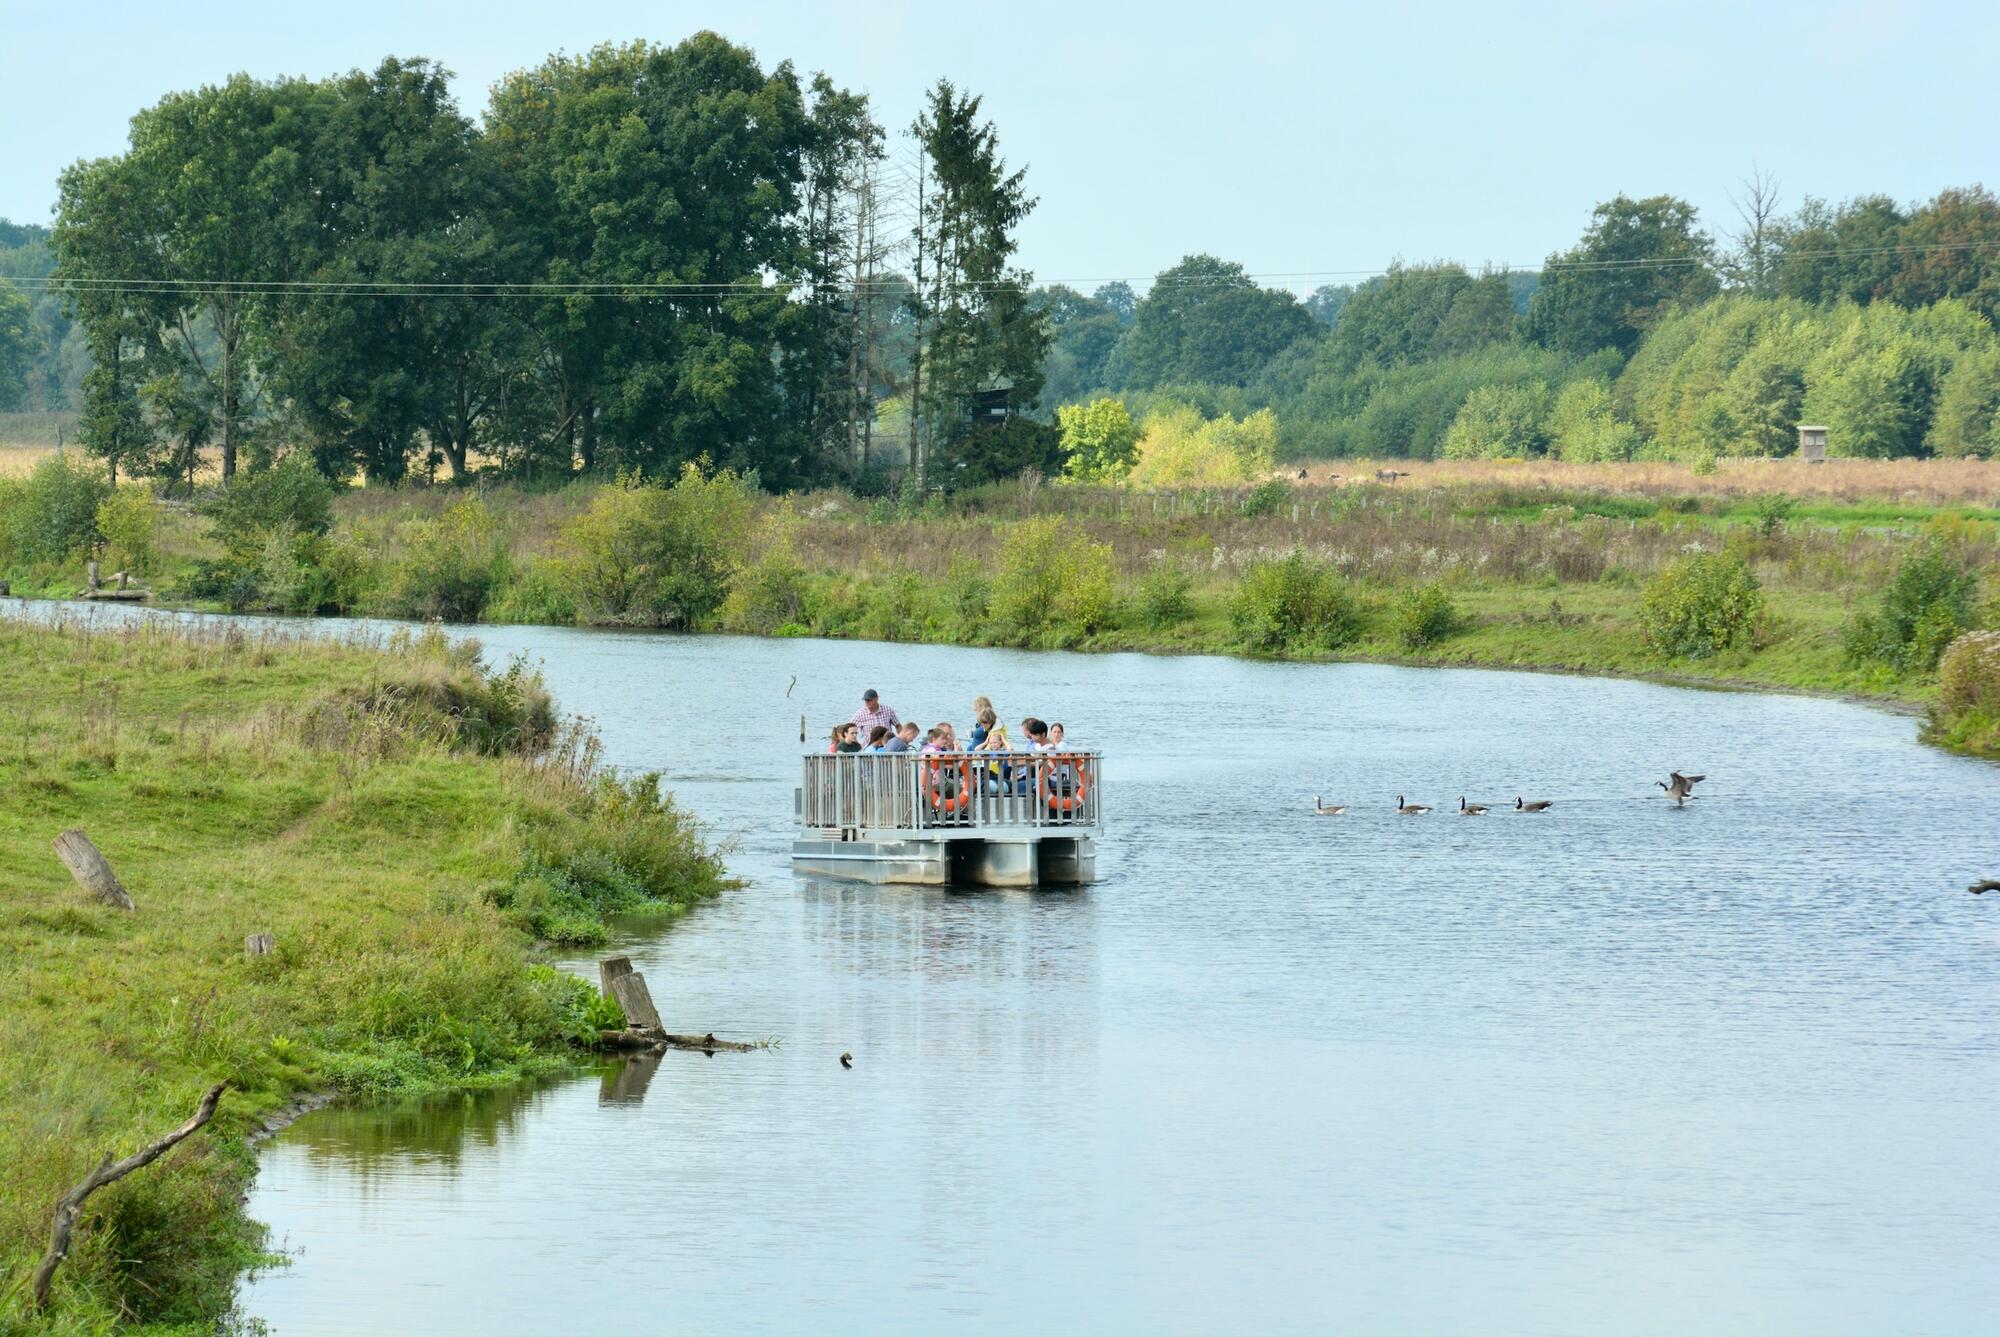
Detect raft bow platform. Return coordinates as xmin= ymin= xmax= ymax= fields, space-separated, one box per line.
xmin=793 ymin=750 xmax=1100 ymax=888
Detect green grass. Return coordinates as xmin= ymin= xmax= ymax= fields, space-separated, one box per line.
xmin=0 ymin=617 xmax=725 ymax=1334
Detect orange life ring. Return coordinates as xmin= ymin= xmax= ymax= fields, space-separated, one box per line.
xmin=1040 ymin=754 xmax=1089 ymax=812
xmin=926 ymin=756 xmax=973 ymax=812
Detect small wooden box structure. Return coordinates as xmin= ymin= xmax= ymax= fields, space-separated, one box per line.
xmin=1797 ymin=424 xmax=1828 ymax=462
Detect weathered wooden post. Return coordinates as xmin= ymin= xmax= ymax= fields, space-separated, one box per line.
xmin=244 ymin=932 xmax=275 ymax=958
xmin=86 ymin=560 xmax=100 ymax=593
xmin=52 ymin=829 xmax=135 ymax=911
xmin=598 ymin=954 xmax=663 ymax=1032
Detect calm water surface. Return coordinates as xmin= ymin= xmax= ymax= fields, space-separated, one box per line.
xmin=17 ymin=603 xmax=1998 ymax=1334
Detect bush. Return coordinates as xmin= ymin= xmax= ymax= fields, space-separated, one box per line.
xmin=1128 ymin=404 xmax=1279 ymax=486
xmin=1640 ymin=550 xmax=1762 ymax=657
xmin=990 ymin=515 xmax=1117 ymax=640
xmin=1394 ymin=582 xmax=1461 ymax=650
xmin=1750 ymin=492 xmax=1796 ymax=537
xmin=558 ymin=464 xmax=756 ymax=626
xmin=1240 ymin=478 xmax=1292 ymax=518
xmin=201 ymin=453 xmax=335 ymax=558
xmin=1058 ymin=398 xmax=1140 ymax=482
xmin=1843 ymin=537 xmax=1981 ymax=673
xmin=1232 ymin=550 xmax=1361 ymax=653
xmin=96 ymin=486 xmax=161 ymax=574
xmin=721 ymin=537 xmax=811 ymax=635
xmin=1135 ymin=556 xmax=1194 ymax=628
xmin=485 ymin=557 xmax=575 ymax=625
xmin=390 ymin=498 xmax=508 ymax=622
xmin=6 ymin=453 xmax=108 ymax=565
xmin=1926 ymin=629 xmax=2000 ymax=756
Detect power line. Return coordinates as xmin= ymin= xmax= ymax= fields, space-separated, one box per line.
xmin=6 ymin=237 xmax=1997 ymax=301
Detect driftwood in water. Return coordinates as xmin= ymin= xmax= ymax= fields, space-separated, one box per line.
xmin=31 ymin=1083 xmax=226 ymax=1311
xmin=52 ymin=829 xmax=135 ymax=910
xmin=599 ymin=1027 xmax=760 ymax=1054
xmin=244 ymin=932 xmax=275 ymax=957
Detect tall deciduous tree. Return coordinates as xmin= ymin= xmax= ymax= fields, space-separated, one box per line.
xmin=1526 ymin=195 xmax=1719 ymax=357
xmin=486 ymin=35 xmax=810 ymax=481
xmin=1120 ymin=255 xmax=1317 ymax=389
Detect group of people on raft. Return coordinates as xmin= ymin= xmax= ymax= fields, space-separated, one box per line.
xmin=825 ymin=689 xmax=1086 ymax=808
xmin=827 ymin=689 xmax=1070 ymax=757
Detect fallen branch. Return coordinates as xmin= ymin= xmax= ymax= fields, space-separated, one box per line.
xmin=31 ymin=1083 xmax=226 ymax=1312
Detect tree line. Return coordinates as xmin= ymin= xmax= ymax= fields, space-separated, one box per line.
xmin=20 ymin=34 xmax=1045 ymax=490
xmin=1040 ymin=187 xmax=2000 ymax=462
xmin=6 ymin=37 xmax=1999 ymax=482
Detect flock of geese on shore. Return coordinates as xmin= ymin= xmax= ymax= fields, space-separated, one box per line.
xmin=1311 ymin=772 xmax=1708 ymax=816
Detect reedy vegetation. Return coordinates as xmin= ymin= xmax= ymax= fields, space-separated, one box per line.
xmin=0 ymin=617 xmax=724 ymax=1333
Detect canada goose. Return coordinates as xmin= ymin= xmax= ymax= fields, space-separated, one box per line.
xmin=1671 ymin=771 xmax=1706 ymax=790
xmin=839 ymin=1051 xmax=854 ymax=1069
xmin=1313 ymin=795 xmax=1346 ymax=815
xmin=1658 ymin=774 xmax=1699 ymax=806
xmin=1459 ymin=797 xmax=1489 ymax=815
xmin=1970 ymin=880 xmax=1999 ymax=895
xmin=1396 ymin=795 xmax=1431 ymax=815
xmin=1515 ymin=796 xmax=1553 ymax=812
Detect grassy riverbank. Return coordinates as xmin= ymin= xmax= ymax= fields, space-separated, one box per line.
xmin=4 ymin=454 xmax=1999 ymax=755
xmin=0 ymin=616 xmax=725 ymax=1333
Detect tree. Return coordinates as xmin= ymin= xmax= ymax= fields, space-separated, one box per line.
xmin=486 ymin=36 xmax=812 ymax=481
xmin=0 ymin=279 xmax=35 ymax=409
xmin=1723 ymin=166 xmax=1783 ymax=295
xmin=1057 ymin=397 xmax=1139 ymax=481
xmin=1304 ymin=283 xmax=1354 ymax=328
xmin=1092 ymin=281 xmax=1137 ymax=326
xmin=1526 ymin=195 xmax=1720 ymax=357
xmin=1770 ymin=194 xmax=1906 ymax=307
xmin=909 ymin=79 xmax=1050 ymax=486
xmin=1033 ymin=284 xmax=1122 ymax=406
xmin=263 ymin=59 xmax=503 ymax=483
xmin=1325 ymin=264 xmax=1507 ymax=372
xmin=1120 ymin=255 xmax=1317 ymax=388
xmin=1888 ymin=185 xmax=2000 ymax=325
xmin=787 ymin=74 xmax=884 ymax=483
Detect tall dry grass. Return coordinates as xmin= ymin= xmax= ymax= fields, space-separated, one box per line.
xmin=1290 ymin=456 xmax=2000 ymax=506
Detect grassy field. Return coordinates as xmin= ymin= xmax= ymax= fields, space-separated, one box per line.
xmin=0 ymin=615 xmax=725 ymax=1333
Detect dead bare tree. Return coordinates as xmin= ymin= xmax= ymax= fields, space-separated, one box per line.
xmin=1727 ymin=165 xmax=1784 ymax=295
xmin=31 ymin=1083 xmax=227 ymax=1312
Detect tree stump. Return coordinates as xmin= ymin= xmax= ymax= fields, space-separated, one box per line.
xmin=244 ymin=932 xmax=275 ymax=957
xmin=52 ymin=830 xmax=135 ymax=911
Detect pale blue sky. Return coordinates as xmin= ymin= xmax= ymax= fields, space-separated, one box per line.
xmin=3 ymin=0 xmax=1995 ymax=290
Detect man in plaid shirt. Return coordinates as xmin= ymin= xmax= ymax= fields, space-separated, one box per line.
xmin=848 ymin=688 xmax=900 ymax=742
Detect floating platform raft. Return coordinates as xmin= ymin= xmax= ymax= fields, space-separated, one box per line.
xmin=792 ymin=751 xmax=1100 ymax=888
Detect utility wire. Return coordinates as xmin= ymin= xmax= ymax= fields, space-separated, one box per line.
xmin=6 ymin=237 xmax=1997 ymax=301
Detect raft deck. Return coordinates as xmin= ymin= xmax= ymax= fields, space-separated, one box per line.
xmin=793 ymin=750 xmax=1101 ymax=888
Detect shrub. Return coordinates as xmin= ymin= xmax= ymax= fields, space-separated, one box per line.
xmin=201 ymin=453 xmax=334 ymax=558
xmin=558 ymin=464 xmax=756 ymax=626
xmin=720 ymin=537 xmax=810 ymax=635
xmin=1128 ymin=404 xmax=1279 ymax=486
xmin=1232 ymin=550 xmax=1361 ymax=653
xmin=1843 ymin=537 xmax=1981 ymax=673
xmin=991 ymin=515 xmax=1116 ymax=640
xmin=941 ymin=555 xmax=992 ymax=634
xmin=6 ymin=453 xmax=108 ymax=564
xmin=1240 ymin=478 xmax=1292 ymax=518
xmin=1135 ymin=556 xmax=1194 ymax=628
xmin=1750 ymin=492 xmax=1796 ymax=536
xmin=96 ymin=486 xmax=161 ymax=574
xmin=390 ymin=498 xmax=508 ymax=622
xmin=1394 ymin=582 xmax=1461 ymax=650
xmin=1926 ymin=629 xmax=2000 ymax=756
xmin=1058 ymin=398 xmax=1140 ymax=482
xmin=488 ymin=557 xmax=577 ymax=625
xmin=1640 ymin=550 xmax=1762 ymax=657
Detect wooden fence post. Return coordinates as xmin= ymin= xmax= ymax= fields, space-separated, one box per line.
xmin=52 ymin=830 xmax=135 ymax=911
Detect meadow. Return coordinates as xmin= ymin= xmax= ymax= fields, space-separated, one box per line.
xmin=0 ymin=615 xmax=725 ymax=1333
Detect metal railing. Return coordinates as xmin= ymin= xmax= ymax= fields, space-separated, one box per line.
xmin=799 ymin=750 xmax=1101 ymax=834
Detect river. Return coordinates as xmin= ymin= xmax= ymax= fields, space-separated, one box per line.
xmin=16 ymin=602 xmax=2000 ymax=1333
